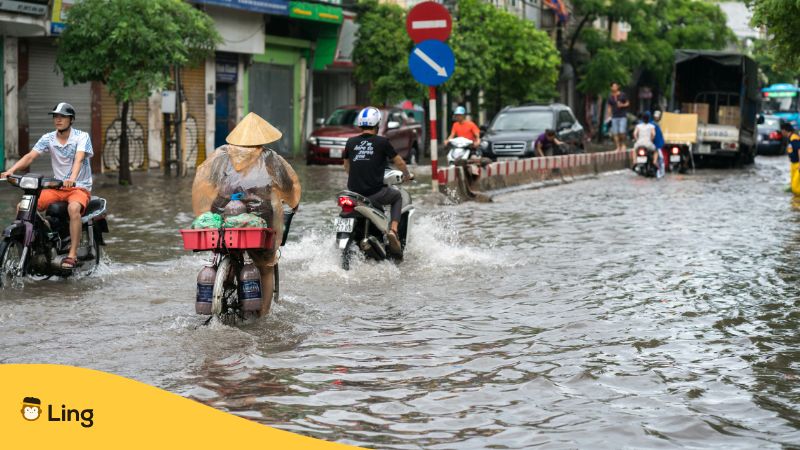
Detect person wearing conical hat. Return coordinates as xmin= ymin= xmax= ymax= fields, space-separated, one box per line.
xmin=192 ymin=112 xmax=301 ymax=317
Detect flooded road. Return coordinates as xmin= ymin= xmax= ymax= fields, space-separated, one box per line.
xmin=1 ymin=157 xmax=799 ymax=448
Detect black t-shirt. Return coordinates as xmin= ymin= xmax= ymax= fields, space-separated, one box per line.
xmin=343 ymin=133 xmax=398 ymax=196
xmin=609 ymin=92 xmax=628 ymax=118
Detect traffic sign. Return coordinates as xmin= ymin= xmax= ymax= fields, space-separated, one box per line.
xmin=408 ymin=40 xmax=455 ymax=87
xmin=406 ymin=1 xmax=452 ymax=43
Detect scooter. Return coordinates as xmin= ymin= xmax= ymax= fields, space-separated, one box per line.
xmin=447 ymin=137 xmax=476 ymax=165
xmin=632 ymin=145 xmax=659 ymax=177
xmin=664 ymin=144 xmax=693 ymax=173
xmin=0 ymin=174 xmax=109 ymax=287
xmin=334 ymin=169 xmax=414 ymax=270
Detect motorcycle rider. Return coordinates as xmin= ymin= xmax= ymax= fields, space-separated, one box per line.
xmin=534 ymin=129 xmax=564 ymax=157
xmin=192 ymin=112 xmax=301 ymax=317
xmin=633 ymin=111 xmax=658 ymax=174
xmin=342 ymin=106 xmax=411 ymax=254
xmin=651 ymin=110 xmax=666 ymax=176
xmin=1 ymin=103 xmax=93 ymax=269
xmin=445 ymin=106 xmax=481 ymax=149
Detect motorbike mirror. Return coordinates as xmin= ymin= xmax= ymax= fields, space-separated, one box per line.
xmin=314 ymin=117 xmax=326 ymax=127
xmin=387 ymin=121 xmax=401 ymax=130
xmin=757 ymin=115 xmax=765 ymax=125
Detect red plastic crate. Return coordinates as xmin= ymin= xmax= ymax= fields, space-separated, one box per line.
xmin=180 ymin=228 xmax=275 ymax=251
xmin=180 ymin=229 xmax=220 ymax=250
xmin=224 ymin=228 xmax=275 ymax=250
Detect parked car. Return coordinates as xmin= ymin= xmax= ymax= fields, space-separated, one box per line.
xmin=479 ymin=104 xmax=585 ymax=160
xmin=757 ymin=114 xmax=784 ymax=156
xmin=307 ymin=106 xmax=422 ymax=165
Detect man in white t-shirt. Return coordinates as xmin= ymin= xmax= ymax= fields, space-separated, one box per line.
xmin=1 ymin=103 xmax=93 ymax=269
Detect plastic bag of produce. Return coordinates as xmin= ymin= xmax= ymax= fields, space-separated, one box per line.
xmin=223 ymin=213 xmax=268 ymax=228
xmin=191 ymin=212 xmax=223 ymax=229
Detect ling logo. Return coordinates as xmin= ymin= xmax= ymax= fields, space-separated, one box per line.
xmin=20 ymin=396 xmax=94 ymax=428
xmin=21 ymin=397 xmax=42 ymax=421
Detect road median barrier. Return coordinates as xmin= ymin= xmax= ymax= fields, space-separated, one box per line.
xmin=437 ymin=149 xmax=634 ymax=202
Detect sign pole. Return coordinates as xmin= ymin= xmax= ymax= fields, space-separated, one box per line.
xmin=429 ymin=86 xmax=438 ymax=192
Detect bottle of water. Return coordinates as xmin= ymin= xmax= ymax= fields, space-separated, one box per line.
xmin=238 ymin=263 xmax=262 ymax=311
xmin=196 ymin=266 xmax=216 ymax=315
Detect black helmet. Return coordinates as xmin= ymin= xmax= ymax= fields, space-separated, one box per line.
xmin=50 ymin=102 xmax=76 ymax=117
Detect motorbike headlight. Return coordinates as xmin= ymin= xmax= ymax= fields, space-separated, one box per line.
xmin=307 ymin=137 xmax=318 ymax=146
xmin=479 ymin=140 xmax=489 ymax=149
xmin=19 ymin=176 xmax=39 ymax=189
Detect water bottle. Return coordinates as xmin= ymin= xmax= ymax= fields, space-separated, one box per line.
xmin=196 ymin=266 xmax=216 ymax=315
xmin=238 ymin=264 xmax=262 ymax=311
xmin=224 ymin=192 xmax=247 ymax=217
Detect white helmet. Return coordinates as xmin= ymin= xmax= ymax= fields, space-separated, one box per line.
xmin=357 ymin=107 xmax=382 ymax=128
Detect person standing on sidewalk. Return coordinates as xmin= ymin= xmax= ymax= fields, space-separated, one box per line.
xmin=606 ymin=82 xmax=630 ymax=152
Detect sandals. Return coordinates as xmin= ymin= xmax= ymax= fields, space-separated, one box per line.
xmin=386 ymin=230 xmax=402 ymax=254
xmin=61 ymin=257 xmax=78 ymax=269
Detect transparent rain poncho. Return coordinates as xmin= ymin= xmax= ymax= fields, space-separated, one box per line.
xmin=192 ymin=144 xmax=301 ymax=265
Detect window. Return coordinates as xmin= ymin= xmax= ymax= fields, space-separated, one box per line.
xmin=558 ymin=110 xmax=574 ymax=128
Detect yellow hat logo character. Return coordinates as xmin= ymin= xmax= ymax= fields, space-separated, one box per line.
xmin=21 ymin=397 xmax=42 ymax=421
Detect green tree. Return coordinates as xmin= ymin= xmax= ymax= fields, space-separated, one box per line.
xmin=56 ymin=0 xmax=219 ymax=185
xmin=749 ymin=0 xmax=800 ymax=73
xmin=352 ymin=0 xmax=419 ymax=105
xmin=750 ymin=38 xmax=797 ymax=85
xmin=446 ymin=0 xmax=559 ymax=113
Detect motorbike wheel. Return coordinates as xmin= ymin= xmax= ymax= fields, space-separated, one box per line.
xmin=211 ymin=256 xmax=237 ymax=317
xmin=341 ymin=238 xmax=356 ymax=271
xmin=0 ymin=238 xmax=24 ymax=288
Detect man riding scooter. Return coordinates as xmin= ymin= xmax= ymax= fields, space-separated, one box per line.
xmin=445 ymin=106 xmax=481 ymax=150
xmin=342 ymin=106 xmax=412 ymax=254
xmin=1 ymin=103 xmax=93 ymax=269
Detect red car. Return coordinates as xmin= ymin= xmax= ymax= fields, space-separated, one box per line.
xmin=306 ymin=106 xmax=423 ymax=165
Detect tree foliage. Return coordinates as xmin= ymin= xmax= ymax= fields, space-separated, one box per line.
xmin=352 ymin=0 xmax=559 ymax=111
xmin=749 ymin=0 xmax=800 ymax=75
xmin=569 ymin=0 xmax=734 ymax=95
xmin=750 ymin=38 xmax=797 ymax=85
xmin=57 ymin=0 xmax=219 ymax=184
xmin=352 ymin=0 xmax=419 ymax=105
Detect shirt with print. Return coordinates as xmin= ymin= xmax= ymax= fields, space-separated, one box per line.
xmin=343 ymin=133 xmax=397 ymax=197
xmin=608 ymin=92 xmax=629 ymax=118
xmin=787 ymin=133 xmax=800 ymax=163
xmin=33 ymin=128 xmax=94 ymax=191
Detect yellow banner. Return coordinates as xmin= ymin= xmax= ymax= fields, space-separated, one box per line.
xmin=1 ymin=364 xmax=359 ymax=449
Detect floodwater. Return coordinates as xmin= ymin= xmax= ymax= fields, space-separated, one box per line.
xmin=1 ymin=157 xmax=799 ymax=448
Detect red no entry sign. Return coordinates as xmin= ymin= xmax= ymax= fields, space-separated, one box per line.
xmin=406 ymin=1 xmax=452 ymax=43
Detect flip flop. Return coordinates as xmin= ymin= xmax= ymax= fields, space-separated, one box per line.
xmin=386 ymin=230 xmax=402 ymax=254
xmin=61 ymin=257 xmax=77 ymax=269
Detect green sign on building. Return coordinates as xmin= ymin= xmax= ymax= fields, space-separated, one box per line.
xmin=288 ymin=1 xmax=343 ymax=24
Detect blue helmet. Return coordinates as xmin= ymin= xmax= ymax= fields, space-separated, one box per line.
xmin=454 ymin=106 xmax=466 ymax=115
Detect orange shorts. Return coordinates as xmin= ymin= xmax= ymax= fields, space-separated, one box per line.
xmin=37 ymin=187 xmax=90 ymax=214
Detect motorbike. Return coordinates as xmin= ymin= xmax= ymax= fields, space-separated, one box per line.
xmin=664 ymin=144 xmax=692 ymax=174
xmin=447 ymin=136 xmax=476 ymax=165
xmin=632 ymin=145 xmax=659 ymax=177
xmin=0 ymin=174 xmax=109 ymax=287
xmin=334 ymin=169 xmax=414 ymax=270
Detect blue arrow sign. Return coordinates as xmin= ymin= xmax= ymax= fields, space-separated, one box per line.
xmin=408 ymin=40 xmax=455 ymax=86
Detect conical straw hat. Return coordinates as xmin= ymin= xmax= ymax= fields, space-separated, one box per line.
xmin=226 ymin=112 xmax=282 ymax=146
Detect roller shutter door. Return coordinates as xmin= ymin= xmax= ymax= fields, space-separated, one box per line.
xmin=27 ymin=39 xmax=91 ymax=144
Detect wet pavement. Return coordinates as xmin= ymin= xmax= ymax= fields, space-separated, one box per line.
xmin=1 ymin=157 xmax=799 ymax=448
